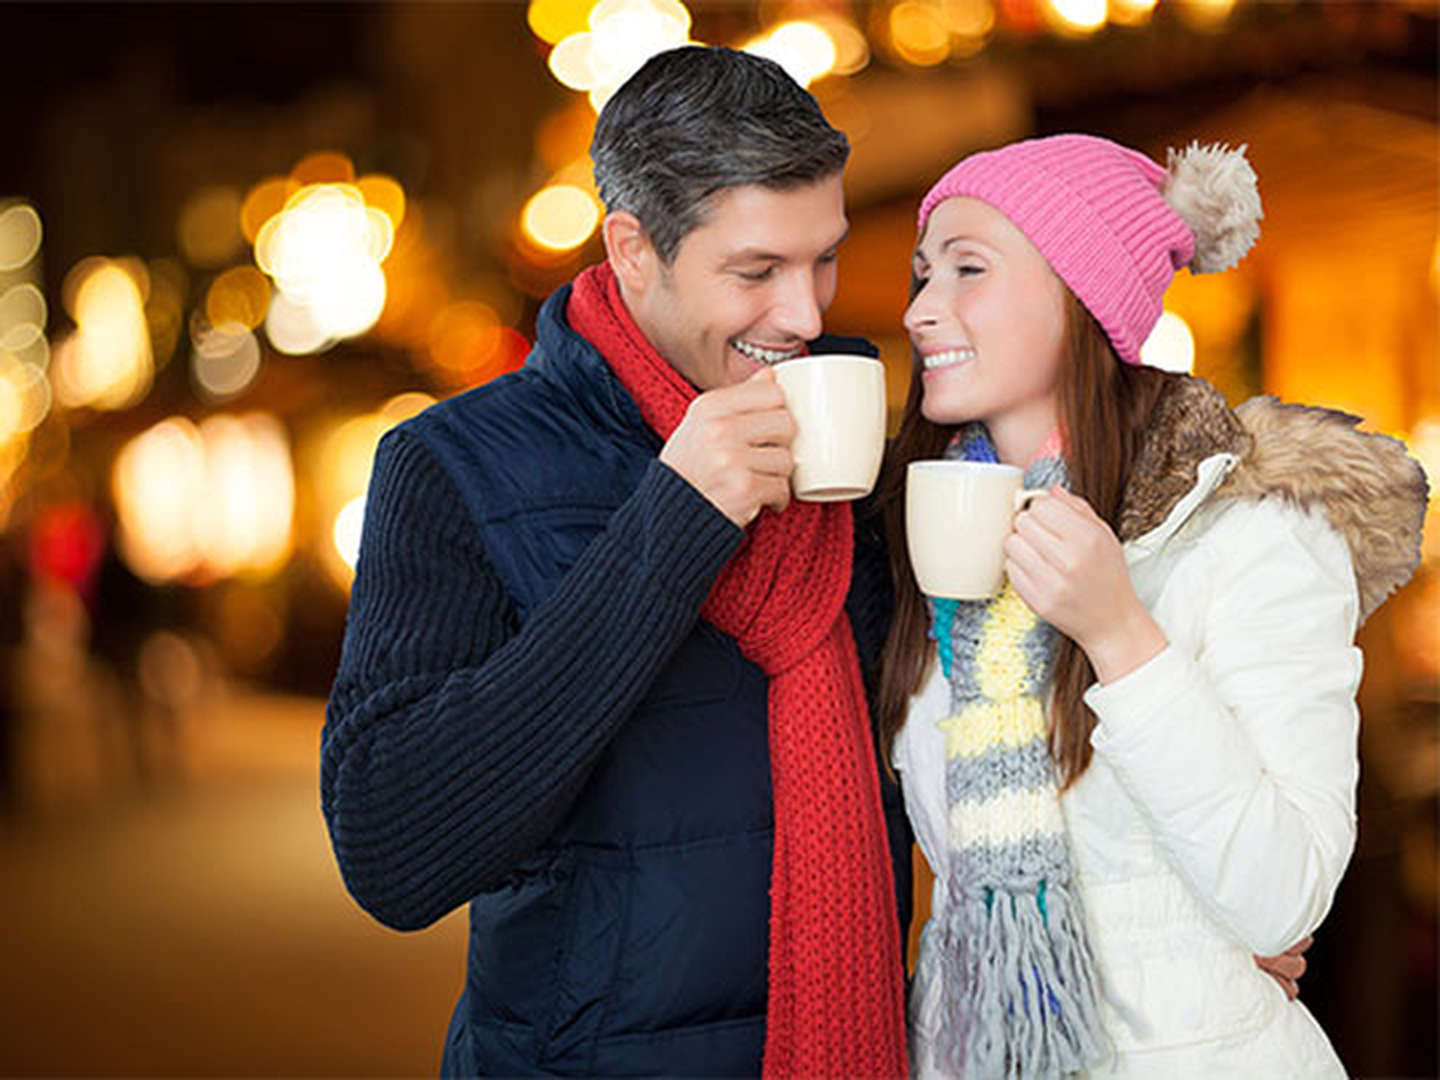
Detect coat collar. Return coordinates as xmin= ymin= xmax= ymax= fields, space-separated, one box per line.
xmin=1119 ymin=375 xmax=1429 ymax=624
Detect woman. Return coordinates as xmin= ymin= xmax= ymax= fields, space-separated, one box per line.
xmin=877 ymin=134 xmax=1427 ymax=1077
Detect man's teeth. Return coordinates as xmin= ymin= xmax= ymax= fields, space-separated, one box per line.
xmin=923 ymin=347 xmax=976 ymax=371
xmin=732 ymin=340 xmax=803 ymax=365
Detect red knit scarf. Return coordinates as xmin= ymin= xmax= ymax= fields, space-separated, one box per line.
xmin=568 ymin=263 xmax=908 ymax=1078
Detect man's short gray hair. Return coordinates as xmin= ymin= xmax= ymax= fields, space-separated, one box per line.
xmin=591 ymin=45 xmax=850 ymax=264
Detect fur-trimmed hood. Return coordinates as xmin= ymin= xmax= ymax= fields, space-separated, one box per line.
xmin=1118 ymin=375 xmax=1429 ymax=624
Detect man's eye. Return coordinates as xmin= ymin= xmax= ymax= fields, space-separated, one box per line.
xmin=737 ymin=267 xmax=774 ymax=282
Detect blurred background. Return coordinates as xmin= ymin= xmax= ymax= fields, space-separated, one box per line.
xmin=0 ymin=1 xmax=1435 ymax=1075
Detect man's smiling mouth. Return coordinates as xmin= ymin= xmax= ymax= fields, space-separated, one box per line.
xmin=730 ymin=339 xmax=804 ymax=365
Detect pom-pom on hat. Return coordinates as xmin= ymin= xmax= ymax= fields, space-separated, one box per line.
xmin=916 ymin=133 xmax=1262 ymax=365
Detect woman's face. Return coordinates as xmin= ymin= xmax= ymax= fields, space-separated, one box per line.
xmin=904 ymin=196 xmax=1068 ymax=465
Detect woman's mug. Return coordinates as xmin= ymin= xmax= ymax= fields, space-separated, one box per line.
xmin=905 ymin=460 xmax=1047 ymax=600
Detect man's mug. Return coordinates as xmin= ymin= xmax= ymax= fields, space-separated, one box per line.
xmin=906 ymin=460 xmax=1047 ymax=600
xmin=774 ymin=354 xmax=886 ymax=502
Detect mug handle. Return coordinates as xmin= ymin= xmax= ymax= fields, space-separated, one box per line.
xmin=1013 ymin=488 xmax=1048 ymax=513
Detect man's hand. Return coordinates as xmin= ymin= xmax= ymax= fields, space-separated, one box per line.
xmin=1254 ymin=937 xmax=1312 ymax=1001
xmin=660 ymin=367 xmax=795 ymax=528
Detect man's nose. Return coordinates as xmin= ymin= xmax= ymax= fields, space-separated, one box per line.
xmin=774 ymin=272 xmax=825 ymax=342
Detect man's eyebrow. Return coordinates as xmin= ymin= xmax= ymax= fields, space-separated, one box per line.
xmin=722 ymin=227 xmax=851 ymax=264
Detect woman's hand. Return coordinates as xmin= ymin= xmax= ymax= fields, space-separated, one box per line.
xmin=1003 ymin=487 xmax=1168 ymax=684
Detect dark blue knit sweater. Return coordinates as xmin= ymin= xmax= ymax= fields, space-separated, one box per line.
xmin=320 ymin=287 xmax=906 ymax=1076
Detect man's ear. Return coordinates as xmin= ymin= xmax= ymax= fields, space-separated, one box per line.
xmin=602 ymin=211 xmax=658 ymax=295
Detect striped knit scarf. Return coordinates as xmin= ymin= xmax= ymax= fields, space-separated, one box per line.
xmin=567 ymin=263 xmax=908 ymax=1079
xmin=927 ymin=424 xmax=1106 ymax=1078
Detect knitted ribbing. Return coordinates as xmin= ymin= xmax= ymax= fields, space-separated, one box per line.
xmin=322 ymin=430 xmax=741 ymax=930
xmin=568 ymin=262 xmax=908 ymax=1079
xmin=927 ymin=425 xmax=1106 ymax=1078
xmin=917 ymin=134 xmax=1197 ymax=366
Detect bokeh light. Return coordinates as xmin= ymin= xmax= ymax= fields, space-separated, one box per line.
xmin=1175 ymin=0 xmax=1236 ymax=29
xmin=379 ymin=391 xmax=437 ymax=425
xmin=177 ymin=186 xmax=244 ymax=268
xmin=0 ymin=282 xmax=46 ymax=334
xmin=205 ymin=265 xmax=272 ymax=330
xmin=356 ymin=174 xmax=407 ymax=230
xmin=1108 ymin=0 xmax=1158 ymax=27
xmin=944 ymin=0 xmax=997 ymax=38
xmin=0 ymin=348 xmax=52 ymax=441
xmin=112 ymin=413 xmax=294 ymax=583
xmin=0 ymin=203 xmax=43 ymax=271
xmin=521 ymin=185 xmax=603 ymax=252
xmin=2 ymin=323 xmax=49 ymax=373
xmin=743 ymin=21 xmax=839 ymax=87
xmin=890 ymin=2 xmax=951 ymax=66
xmin=1139 ymin=310 xmax=1196 ymax=373
xmin=241 ymin=177 xmax=300 ymax=244
xmin=529 ymin=0 xmax=598 ymax=45
xmin=1045 ymin=0 xmax=1107 ymax=34
xmin=264 ymin=290 xmax=333 ymax=356
xmin=191 ymin=321 xmax=262 ymax=400
xmin=145 ymin=257 xmax=189 ymax=368
xmin=52 ymin=259 xmax=154 ymax=410
xmin=254 ymin=182 xmax=394 ymax=347
xmin=333 ymin=495 xmax=367 ymax=572
xmin=547 ymin=0 xmax=693 ymax=110
xmin=291 ymin=150 xmax=356 ymax=186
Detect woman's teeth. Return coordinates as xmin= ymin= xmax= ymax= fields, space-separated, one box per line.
xmin=923 ymin=347 xmax=976 ymax=371
xmin=731 ymin=340 xmax=802 ymax=365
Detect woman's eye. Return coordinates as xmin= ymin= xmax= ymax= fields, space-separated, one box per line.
xmin=956 ymin=263 xmax=983 ymax=277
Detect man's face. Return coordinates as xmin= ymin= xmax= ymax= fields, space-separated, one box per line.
xmin=623 ymin=175 xmax=849 ymax=392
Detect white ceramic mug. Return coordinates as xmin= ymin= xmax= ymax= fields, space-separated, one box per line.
xmin=774 ymin=354 xmax=887 ymax=502
xmin=905 ymin=460 xmax=1047 ymax=599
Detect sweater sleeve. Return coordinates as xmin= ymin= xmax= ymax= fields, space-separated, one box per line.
xmin=321 ymin=428 xmax=741 ymax=931
xmin=1084 ymin=499 xmax=1362 ymax=956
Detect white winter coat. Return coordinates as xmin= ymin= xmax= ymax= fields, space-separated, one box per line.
xmin=893 ymin=386 xmax=1428 ymax=1079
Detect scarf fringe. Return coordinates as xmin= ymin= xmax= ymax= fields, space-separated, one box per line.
xmin=937 ymin=879 xmax=1109 ymax=1078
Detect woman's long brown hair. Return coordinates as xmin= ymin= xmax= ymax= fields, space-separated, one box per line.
xmin=875 ymin=289 xmax=1171 ymax=789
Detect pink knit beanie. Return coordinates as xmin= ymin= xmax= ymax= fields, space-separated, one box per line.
xmin=916 ymin=133 xmax=1262 ymax=365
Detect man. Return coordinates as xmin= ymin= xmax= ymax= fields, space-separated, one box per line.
xmin=322 ymin=46 xmax=911 ymax=1077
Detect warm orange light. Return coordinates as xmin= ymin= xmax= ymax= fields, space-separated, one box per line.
xmin=356 ymin=174 xmax=407 ymax=229
xmin=890 ymin=2 xmax=950 ymax=66
xmin=944 ymin=0 xmax=997 ymax=38
xmin=177 ymin=186 xmax=244 ymax=268
xmin=1175 ymin=0 xmax=1236 ymax=29
xmin=529 ymin=0 xmax=598 ymax=45
xmin=428 ymin=300 xmax=503 ymax=375
xmin=0 ymin=348 xmax=51 ymax=441
xmin=291 ymin=151 xmax=356 ymax=186
xmin=743 ymin=21 xmax=839 ymax=87
xmin=548 ymin=0 xmax=693 ymax=108
xmin=241 ymin=177 xmax=299 ymax=244
xmin=1108 ymin=0 xmax=1157 ymax=26
xmin=205 ymin=265 xmax=272 ymax=330
xmin=53 ymin=260 xmax=154 ymax=410
xmin=521 ymin=185 xmax=603 ymax=252
xmin=112 ymin=413 xmax=294 ymax=583
xmin=255 ymin=183 xmax=392 ymax=344
xmin=1045 ymin=0 xmax=1107 ymax=34
xmin=1139 ymin=311 xmax=1195 ymax=374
